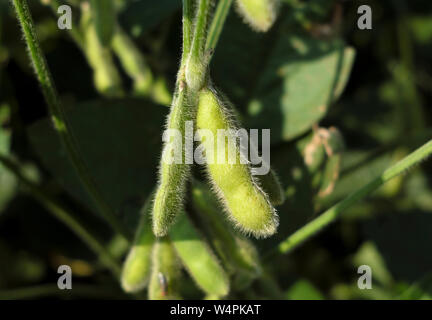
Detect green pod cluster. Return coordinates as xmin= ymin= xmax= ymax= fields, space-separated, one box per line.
xmin=80 ymin=3 xmax=123 ymax=97
xmin=169 ymin=212 xmax=229 ymax=297
xmin=235 ymin=0 xmax=280 ymax=32
xmin=148 ymin=237 xmax=181 ymax=300
xmin=196 ymin=87 xmax=278 ymax=238
xmin=111 ymin=25 xmax=154 ymax=97
xmin=191 ymin=180 xmax=262 ymax=286
xmin=89 ymin=0 xmax=115 ymax=47
xmin=152 ymin=84 xmax=194 ymax=237
xmin=121 ymin=198 xmax=155 ymax=293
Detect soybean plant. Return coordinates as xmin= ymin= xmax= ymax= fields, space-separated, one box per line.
xmin=10 ymin=0 xmax=432 ymax=301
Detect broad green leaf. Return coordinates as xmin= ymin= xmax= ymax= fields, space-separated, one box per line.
xmin=27 ymin=99 xmax=166 ymax=226
xmin=246 ymin=34 xmax=355 ymax=142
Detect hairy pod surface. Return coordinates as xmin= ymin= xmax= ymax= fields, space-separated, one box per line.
xmin=235 ymin=0 xmax=280 ymax=32
xmin=89 ymin=0 xmax=115 ymax=46
xmin=169 ymin=212 xmax=229 ymax=297
xmin=185 ymin=55 xmax=206 ymax=93
xmin=152 ymin=85 xmax=194 ymax=237
xmin=191 ymin=180 xmax=262 ymax=282
xmin=121 ymin=198 xmax=155 ymax=293
xmin=81 ymin=5 xmax=123 ymax=97
xmin=197 ymin=87 xmax=278 ymax=238
xmin=148 ymin=237 xmax=181 ymax=300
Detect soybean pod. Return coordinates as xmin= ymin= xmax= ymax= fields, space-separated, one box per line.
xmin=148 ymin=237 xmax=181 ymax=300
xmin=80 ymin=3 xmax=123 ymax=97
xmin=196 ymin=86 xmax=278 ymax=238
xmin=235 ymin=0 xmax=280 ymax=32
xmin=169 ymin=212 xmax=229 ymax=297
xmin=121 ymin=196 xmax=155 ymax=293
xmin=152 ymin=82 xmax=194 ymax=237
xmin=191 ymin=180 xmax=262 ymax=286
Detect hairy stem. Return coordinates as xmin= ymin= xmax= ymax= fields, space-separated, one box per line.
xmin=182 ymin=0 xmax=194 ymax=63
xmin=273 ymin=139 xmax=432 ymax=256
xmin=0 ymin=155 xmax=121 ymax=277
xmin=189 ymin=0 xmax=210 ymax=61
xmin=185 ymin=0 xmax=212 ymax=92
xmin=206 ymin=0 xmax=233 ymax=59
xmin=11 ymin=0 xmax=132 ymax=241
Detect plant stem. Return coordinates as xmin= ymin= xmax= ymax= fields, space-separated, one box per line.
xmin=206 ymin=0 xmax=233 ymax=58
xmin=273 ymin=139 xmax=432 ymax=257
xmin=184 ymin=0 xmax=211 ymax=91
xmin=189 ymin=0 xmax=210 ymax=61
xmin=11 ymin=0 xmax=132 ymax=241
xmin=0 ymin=155 xmax=121 ymax=278
xmin=182 ymin=0 xmax=194 ymax=63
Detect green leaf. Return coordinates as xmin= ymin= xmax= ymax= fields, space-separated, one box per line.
xmin=27 ymin=99 xmax=166 ymax=227
xmin=246 ymin=34 xmax=355 ymax=142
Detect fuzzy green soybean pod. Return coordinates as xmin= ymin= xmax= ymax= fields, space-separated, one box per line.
xmin=191 ymin=180 xmax=262 ymax=287
xmin=148 ymin=237 xmax=181 ymax=300
xmin=196 ymin=87 xmax=278 ymax=238
xmin=152 ymin=81 xmax=194 ymax=237
xmin=169 ymin=212 xmax=229 ymax=297
xmin=121 ymin=198 xmax=155 ymax=293
xmin=89 ymin=0 xmax=115 ymax=47
xmin=80 ymin=3 xmax=123 ymax=97
xmin=235 ymin=0 xmax=280 ymax=32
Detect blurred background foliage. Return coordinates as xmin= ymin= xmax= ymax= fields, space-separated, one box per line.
xmin=0 ymin=0 xmax=431 ymax=299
